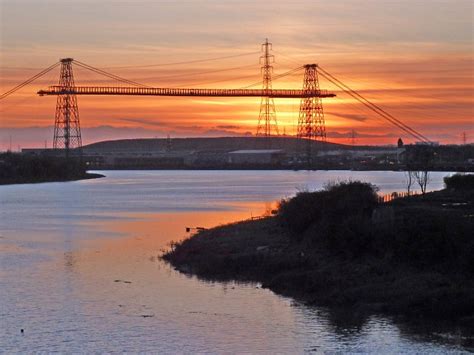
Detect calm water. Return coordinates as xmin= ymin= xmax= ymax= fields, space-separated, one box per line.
xmin=0 ymin=170 xmax=470 ymax=353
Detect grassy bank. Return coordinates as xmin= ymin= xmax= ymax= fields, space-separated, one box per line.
xmin=0 ymin=152 xmax=104 ymax=185
xmin=163 ymin=175 xmax=474 ymax=324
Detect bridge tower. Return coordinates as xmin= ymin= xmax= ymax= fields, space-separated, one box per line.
xmin=256 ymin=39 xmax=278 ymax=137
xmin=53 ymin=58 xmax=82 ymax=156
xmin=297 ymin=64 xmax=326 ymax=141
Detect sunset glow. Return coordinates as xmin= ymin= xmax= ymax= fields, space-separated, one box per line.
xmin=1 ymin=0 xmax=472 ymax=149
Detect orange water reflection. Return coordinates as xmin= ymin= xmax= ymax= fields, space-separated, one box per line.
xmin=42 ymin=200 xmax=305 ymax=352
xmin=92 ymin=200 xmax=275 ymax=250
xmin=73 ymin=200 xmax=276 ymax=287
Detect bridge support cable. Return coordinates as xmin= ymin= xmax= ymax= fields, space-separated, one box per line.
xmin=73 ymin=60 xmax=150 ymax=88
xmin=0 ymin=62 xmax=60 ymax=100
xmin=317 ymin=66 xmax=431 ymax=143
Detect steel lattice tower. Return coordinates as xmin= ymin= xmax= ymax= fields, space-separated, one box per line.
xmin=256 ymin=39 xmax=278 ymax=137
xmin=297 ymin=64 xmax=326 ymax=141
xmin=53 ymin=58 xmax=82 ymax=156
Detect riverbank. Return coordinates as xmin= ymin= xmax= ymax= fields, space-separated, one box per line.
xmin=0 ymin=172 xmax=104 ymax=185
xmin=0 ymin=152 xmax=105 ymax=185
xmin=163 ymin=176 xmax=474 ymax=325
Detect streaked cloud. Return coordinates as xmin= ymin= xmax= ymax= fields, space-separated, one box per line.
xmin=326 ymin=112 xmax=368 ymax=122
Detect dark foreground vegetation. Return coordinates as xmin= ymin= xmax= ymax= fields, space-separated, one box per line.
xmin=0 ymin=152 xmax=104 ymax=185
xmin=164 ymin=175 xmax=474 ymax=328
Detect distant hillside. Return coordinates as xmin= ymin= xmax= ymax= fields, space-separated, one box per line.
xmin=83 ymin=137 xmax=352 ymax=153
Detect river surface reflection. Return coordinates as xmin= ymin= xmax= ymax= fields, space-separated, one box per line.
xmin=0 ymin=170 xmax=470 ymax=353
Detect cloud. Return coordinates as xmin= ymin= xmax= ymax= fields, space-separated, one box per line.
xmin=203 ymin=129 xmax=253 ymax=137
xmin=119 ymin=117 xmax=168 ymax=127
xmin=326 ymin=112 xmax=368 ymax=122
xmin=216 ymin=124 xmax=241 ymax=129
xmin=326 ymin=130 xmax=398 ymax=139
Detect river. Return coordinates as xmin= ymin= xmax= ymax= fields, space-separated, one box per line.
xmin=0 ymin=170 xmax=469 ymax=353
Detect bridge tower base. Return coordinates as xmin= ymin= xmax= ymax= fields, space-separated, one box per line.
xmin=53 ymin=58 xmax=82 ymax=157
xmin=297 ymin=64 xmax=327 ymax=165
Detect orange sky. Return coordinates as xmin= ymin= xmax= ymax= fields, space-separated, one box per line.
xmin=1 ymin=0 xmax=473 ymax=149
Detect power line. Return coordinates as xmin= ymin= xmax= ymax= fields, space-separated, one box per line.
xmin=173 ymin=73 xmax=262 ymax=88
xmin=240 ymin=66 xmax=304 ymax=89
xmin=272 ymin=66 xmax=304 ymax=82
xmin=100 ymin=51 xmax=261 ymax=69
xmin=1 ymin=52 xmax=262 ymax=71
xmin=1 ymin=67 xmax=48 ymax=70
xmin=272 ymin=50 xmax=305 ymax=66
xmin=74 ymin=60 xmax=260 ymax=88
xmin=139 ymin=63 xmax=258 ymax=82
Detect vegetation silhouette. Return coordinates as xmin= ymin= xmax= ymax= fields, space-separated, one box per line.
xmin=0 ymin=152 xmax=103 ymax=184
xmin=164 ymin=176 xmax=474 ymax=329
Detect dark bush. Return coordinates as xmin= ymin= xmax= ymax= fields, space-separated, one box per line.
xmin=278 ymin=181 xmax=379 ymax=238
xmin=278 ymin=190 xmax=328 ymax=235
xmin=444 ymin=173 xmax=474 ymax=190
xmin=324 ymin=215 xmax=375 ymax=257
xmin=375 ymin=207 xmax=474 ymax=273
xmin=320 ymin=180 xmax=379 ymax=219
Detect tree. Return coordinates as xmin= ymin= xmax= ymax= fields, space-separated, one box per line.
xmin=405 ymin=170 xmax=415 ymax=195
xmin=413 ymin=170 xmax=430 ymax=194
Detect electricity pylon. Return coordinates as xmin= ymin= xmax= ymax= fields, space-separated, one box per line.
xmin=256 ymin=39 xmax=278 ymax=137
